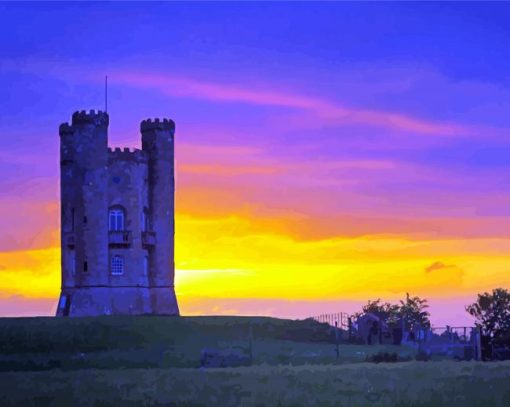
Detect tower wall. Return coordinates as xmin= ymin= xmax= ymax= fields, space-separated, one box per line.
xmin=71 ymin=111 xmax=109 ymax=290
xmin=108 ymin=148 xmax=149 ymax=287
xmin=57 ymin=110 xmax=110 ymax=316
xmin=57 ymin=112 xmax=179 ymax=317
xmin=59 ymin=122 xmax=78 ymax=307
xmin=141 ymin=119 xmax=179 ymax=315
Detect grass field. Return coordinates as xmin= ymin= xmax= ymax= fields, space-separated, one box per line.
xmin=1 ymin=362 xmax=510 ymax=406
xmin=0 ymin=316 xmax=508 ymax=406
xmin=0 ymin=316 xmax=413 ymax=369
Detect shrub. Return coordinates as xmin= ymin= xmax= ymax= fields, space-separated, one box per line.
xmin=415 ymin=350 xmax=430 ymax=361
xmin=366 ymin=352 xmax=398 ymax=363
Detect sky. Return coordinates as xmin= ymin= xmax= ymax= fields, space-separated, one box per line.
xmin=1 ymin=2 xmax=510 ymax=326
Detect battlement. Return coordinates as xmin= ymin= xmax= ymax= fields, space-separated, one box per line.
xmin=108 ymin=147 xmax=147 ymax=164
xmin=72 ymin=110 xmax=109 ymax=126
xmin=140 ymin=118 xmax=175 ymax=133
xmin=59 ymin=123 xmax=74 ymax=136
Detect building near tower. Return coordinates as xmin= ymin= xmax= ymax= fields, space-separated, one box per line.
xmin=56 ymin=110 xmax=179 ymax=316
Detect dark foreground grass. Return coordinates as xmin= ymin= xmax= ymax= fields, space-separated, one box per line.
xmin=0 ymin=315 xmax=334 ymax=354
xmin=0 ymin=317 xmax=508 ymax=406
xmin=1 ymin=361 xmax=510 ymax=406
xmin=0 ymin=316 xmax=413 ymax=369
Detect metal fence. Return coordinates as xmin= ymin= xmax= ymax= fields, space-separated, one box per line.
xmin=406 ymin=326 xmax=482 ymax=360
xmin=311 ymin=312 xmax=351 ymax=330
xmin=310 ymin=313 xmax=483 ymax=360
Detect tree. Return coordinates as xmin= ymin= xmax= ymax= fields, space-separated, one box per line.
xmin=399 ymin=293 xmax=431 ymax=331
xmin=362 ymin=299 xmax=396 ymax=315
xmin=466 ymin=288 xmax=510 ymax=338
xmin=355 ymin=294 xmax=430 ymax=330
xmin=359 ymin=299 xmax=401 ymax=327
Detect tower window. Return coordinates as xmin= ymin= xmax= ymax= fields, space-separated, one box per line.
xmin=109 ymin=206 xmax=125 ymax=231
xmin=111 ymin=255 xmax=124 ymax=275
xmin=141 ymin=208 xmax=150 ymax=231
xmin=83 ymin=260 xmax=88 ymax=273
xmin=71 ymin=252 xmax=76 ymax=276
xmin=143 ymin=256 xmax=148 ymax=276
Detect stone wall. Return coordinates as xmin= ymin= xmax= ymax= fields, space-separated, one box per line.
xmin=56 ymin=111 xmax=179 ymax=317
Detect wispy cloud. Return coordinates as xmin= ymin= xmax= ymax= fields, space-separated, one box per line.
xmin=111 ymin=71 xmax=467 ymax=136
xmin=178 ymin=141 xmax=398 ymax=176
xmin=425 ymin=261 xmax=455 ymax=273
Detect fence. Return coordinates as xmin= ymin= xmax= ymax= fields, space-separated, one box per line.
xmin=408 ymin=326 xmax=482 ymax=361
xmin=492 ymin=342 xmax=510 ymax=360
xmin=310 ymin=312 xmax=485 ymax=360
xmin=311 ymin=312 xmax=351 ymax=330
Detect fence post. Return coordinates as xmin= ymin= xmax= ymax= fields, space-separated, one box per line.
xmin=475 ymin=327 xmax=482 ymax=361
xmin=335 ymin=321 xmax=339 ymax=360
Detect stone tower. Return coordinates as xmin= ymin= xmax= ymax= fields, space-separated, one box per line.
xmin=56 ymin=110 xmax=179 ymax=317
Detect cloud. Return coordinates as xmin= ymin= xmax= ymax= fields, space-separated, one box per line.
xmin=178 ymin=141 xmax=398 ymax=177
xmin=110 ymin=70 xmax=467 ymax=136
xmin=0 ymin=293 xmax=56 ymax=317
xmin=422 ymin=261 xmax=465 ymax=292
xmin=179 ymin=164 xmax=283 ymax=176
xmin=425 ymin=261 xmax=453 ymax=273
xmin=0 ymin=247 xmax=60 ymax=300
xmin=0 ymin=200 xmax=59 ymax=252
xmin=425 ymin=261 xmax=464 ymax=276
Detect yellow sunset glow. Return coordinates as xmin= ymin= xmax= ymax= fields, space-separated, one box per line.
xmin=2 ymin=210 xmax=510 ymax=320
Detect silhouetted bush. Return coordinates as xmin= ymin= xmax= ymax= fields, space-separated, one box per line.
xmin=415 ymin=350 xmax=431 ymax=361
xmin=366 ymin=351 xmax=398 ymax=363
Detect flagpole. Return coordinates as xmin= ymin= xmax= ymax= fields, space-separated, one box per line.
xmin=105 ymin=75 xmax=108 ymax=113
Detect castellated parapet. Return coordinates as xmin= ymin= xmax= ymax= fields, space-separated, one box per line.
xmin=107 ymin=147 xmax=148 ymax=164
xmin=72 ymin=109 xmax=110 ymax=126
xmin=56 ymin=110 xmax=179 ymax=317
xmin=140 ymin=118 xmax=175 ymax=132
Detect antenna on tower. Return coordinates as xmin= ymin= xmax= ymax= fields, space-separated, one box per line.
xmin=105 ymin=75 xmax=108 ymax=113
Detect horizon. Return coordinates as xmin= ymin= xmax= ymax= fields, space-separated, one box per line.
xmin=2 ymin=2 xmax=510 ymax=326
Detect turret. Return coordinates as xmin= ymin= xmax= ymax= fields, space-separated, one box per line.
xmin=58 ymin=110 xmax=109 ymax=315
xmin=141 ymin=118 xmax=179 ymax=314
xmin=59 ymin=122 xmax=77 ymax=296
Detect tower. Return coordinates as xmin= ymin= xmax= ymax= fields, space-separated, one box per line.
xmin=142 ymin=119 xmax=179 ymax=315
xmin=58 ymin=110 xmax=110 ymax=316
xmin=56 ymin=111 xmax=179 ymax=316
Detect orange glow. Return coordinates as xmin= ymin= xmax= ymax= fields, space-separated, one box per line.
xmin=2 ymin=144 xmax=510 ymax=325
xmin=3 ymin=208 xmax=510 ymax=323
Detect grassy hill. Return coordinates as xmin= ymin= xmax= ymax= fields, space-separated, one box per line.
xmin=0 ymin=315 xmax=411 ymax=370
xmin=0 ymin=315 xmax=335 ymax=353
xmin=2 ymin=316 xmax=508 ymax=406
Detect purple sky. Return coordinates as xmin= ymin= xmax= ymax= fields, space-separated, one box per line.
xmin=1 ymin=2 xmax=510 ymax=325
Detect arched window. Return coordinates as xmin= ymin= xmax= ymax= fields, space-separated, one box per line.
xmin=110 ymin=255 xmax=124 ymax=275
xmin=109 ymin=206 xmax=125 ymax=231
